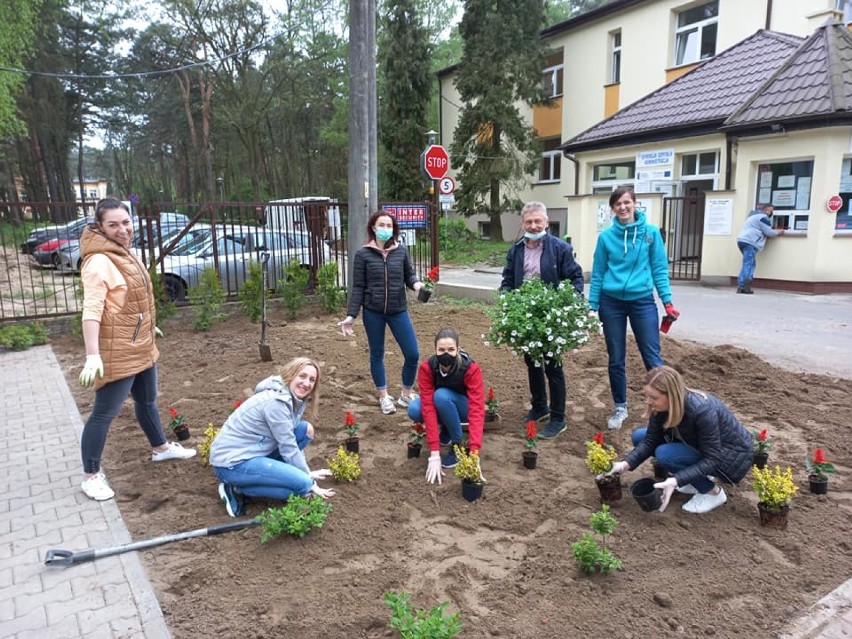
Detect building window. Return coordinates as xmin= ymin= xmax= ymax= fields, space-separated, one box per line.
xmin=681 ymin=151 xmax=718 ymax=177
xmin=478 ymin=221 xmax=492 ymax=240
xmin=837 ymin=0 xmax=852 ymax=24
xmin=674 ymin=1 xmax=718 ymax=66
xmin=88 ymin=189 xmax=98 ymax=199
xmin=610 ymin=31 xmax=622 ymax=84
xmin=539 ymin=138 xmax=562 ymax=183
xmin=755 ymin=160 xmax=813 ymax=232
xmin=835 ymin=157 xmax=852 ymax=231
xmin=542 ymin=50 xmax=564 ymax=98
xmin=591 ymin=160 xmax=635 ymax=193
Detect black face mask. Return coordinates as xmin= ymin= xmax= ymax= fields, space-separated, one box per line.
xmin=436 ymin=352 xmax=456 ymax=368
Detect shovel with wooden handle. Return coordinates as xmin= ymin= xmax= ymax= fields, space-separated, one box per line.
xmin=259 ymin=251 xmax=272 ymax=361
xmin=45 ymin=519 xmax=260 ymax=567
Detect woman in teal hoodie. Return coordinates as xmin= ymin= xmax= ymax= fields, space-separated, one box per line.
xmin=588 ymin=188 xmax=679 ymax=430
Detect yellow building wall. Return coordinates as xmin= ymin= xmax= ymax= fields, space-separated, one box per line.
xmin=532 ymin=98 xmax=563 ymax=138
xmin=603 ymin=84 xmax=620 ymax=118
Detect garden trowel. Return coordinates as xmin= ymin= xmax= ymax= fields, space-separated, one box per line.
xmin=259 ymin=251 xmax=273 ymax=361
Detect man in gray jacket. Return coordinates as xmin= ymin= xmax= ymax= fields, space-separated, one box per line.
xmin=735 ymin=204 xmax=784 ymax=294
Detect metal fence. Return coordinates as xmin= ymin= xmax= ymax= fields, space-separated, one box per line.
xmin=0 ymin=199 xmax=438 ymax=322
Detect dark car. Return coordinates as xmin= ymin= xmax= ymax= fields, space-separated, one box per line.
xmin=21 ymin=217 xmax=93 ymax=256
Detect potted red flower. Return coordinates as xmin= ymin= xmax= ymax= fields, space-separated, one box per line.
xmin=752 ymin=428 xmax=771 ymax=469
xmin=168 ymin=406 xmax=190 ymax=441
xmin=418 ymin=266 xmax=439 ymax=303
xmin=522 ymin=420 xmax=538 ymax=469
xmin=230 ymin=398 xmax=244 ymax=413
xmin=485 ymin=387 xmax=500 ymax=423
xmin=805 ymin=448 xmax=837 ymax=494
xmin=408 ymin=422 xmax=425 ymax=458
xmin=344 ymin=411 xmax=360 ymax=453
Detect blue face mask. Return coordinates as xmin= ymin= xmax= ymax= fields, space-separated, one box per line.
xmin=524 ymin=230 xmax=547 ymax=241
xmin=375 ymin=228 xmax=394 ymax=242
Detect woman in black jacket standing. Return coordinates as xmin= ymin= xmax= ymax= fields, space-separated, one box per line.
xmin=339 ymin=211 xmax=425 ymax=415
xmin=603 ymin=365 xmax=752 ymax=514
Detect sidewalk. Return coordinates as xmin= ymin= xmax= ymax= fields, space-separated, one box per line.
xmin=0 ymin=346 xmax=169 ymax=639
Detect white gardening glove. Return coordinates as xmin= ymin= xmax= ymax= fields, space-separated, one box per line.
xmin=654 ymin=476 xmax=678 ymax=512
xmin=337 ymin=316 xmax=355 ymax=337
xmin=310 ymin=482 xmax=336 ymax=499
xmin=79 ymin=355 xmax=104 ymax=387
xmin=473 ymin=453 xmax=487 ymax=484
xmin=310 ymin=468 xmax=333 ymax=480
xmin=413 ymin=281 xmax=424 ymax=292
xmin=154 ymin=327 xmax=163 ymax=338
xmin=425 ymin=451 xmax=444 ymax=485
xmin=596 ymin=460 xmax=629 ymax=481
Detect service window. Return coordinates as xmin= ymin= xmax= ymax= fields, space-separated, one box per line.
xmin=835 ymin=157 xmax=852 ymax=231
xmin=755 ymin=160 xmax=813 ymax=232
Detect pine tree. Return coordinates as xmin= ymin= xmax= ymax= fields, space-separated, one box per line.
xmin=378 ymin=0 xmax=432 ymax=201
xmin=451 ymin=0 xmax=549 ymax=240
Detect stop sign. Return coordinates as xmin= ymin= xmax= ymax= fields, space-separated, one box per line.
xmin=827 ymin=194 xmax=844 ymax=213
xmin=421 ymin=145 xmax=450 ymax=180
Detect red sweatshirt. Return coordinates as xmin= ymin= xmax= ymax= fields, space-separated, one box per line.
xmin=416 ymin=358 xmax=485 ymax=453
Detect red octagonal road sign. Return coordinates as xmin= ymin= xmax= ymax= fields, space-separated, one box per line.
xmin=421 ymin=145 xmax=450 ymax=181
xmin=827 ymin=194 xmax=844 ymax=213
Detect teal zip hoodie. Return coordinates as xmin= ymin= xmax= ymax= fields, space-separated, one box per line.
xmin=588 ymin=210 xmax=672 ymax=311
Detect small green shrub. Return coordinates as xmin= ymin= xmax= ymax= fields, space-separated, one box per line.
xmin=0 ymin=322 xmax=50 ymax=351
xmin=277 ymin=262 xmax=310 ymax=319
xmin=148 ymin=266 xmax=177 ymax=322
xmin=384 ymin=590 xmax=463 ymax=639
xmin=571 ymin=504 xmax=622 ymax=574
xmin=255 ymin=495 xmax=333 ymax=542
xmin=237 ymin=261 xmax=266 ymax=322
xmin=315 ymin=261 xmax=346 ymax=314
xmin=327 ymin=446 xmax=361 ymax=482
xmin=187 ymin=267 xmax=226 ymax=331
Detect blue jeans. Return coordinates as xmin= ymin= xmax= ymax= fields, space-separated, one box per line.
xmin=362 ymin=307 xmax=419 ymax=391
xmin=737 ymin=242 xmax=758 ymax=287
xmin=631 ymin=428 xmax=715 ymax=493
xmin=407 ymin=388 xmax=468 ymax=444
xmin=81 ymin=365 xmax=167 ymax=474
xmin=524 ymin=353 xmax=565 ymax=422
xmin=598 ymin=293 xmax=663 ymax=407
xmin=213 ymin=421 xmax=313 ymax=500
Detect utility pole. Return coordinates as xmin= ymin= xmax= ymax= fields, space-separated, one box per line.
xmin=347 ymin=0 xmax=378 ymax=283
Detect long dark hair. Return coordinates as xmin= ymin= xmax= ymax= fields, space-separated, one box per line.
xmin=365 ymin=210 xmax=399 ymax=243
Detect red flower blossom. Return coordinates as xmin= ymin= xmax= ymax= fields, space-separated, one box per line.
xmin=169 ymin=406 xmax=179 ymax=419
xmin=758 ymin=429 xmax=768 ymax=441
xmin=593 ymin=432 xmax=605 ymax=446
xmin=345 ymin=411 xmax=356 ymax=427
xmin=410 ymin=421 xmax=425 ymax=445
xmin=413 ymin=422 xmax=425 ymax=434
xmin=526 ymin=420 xmax=537 ymax=440
xmin=426 ymin=266 xmax=439 ymax=282
xmin=487 ymin=387 xmax=495 ymax=402
xmin=813 ymin=448 xmax=826 ymax=464
xmin=231 ymin=399 xmax=243 ymax=412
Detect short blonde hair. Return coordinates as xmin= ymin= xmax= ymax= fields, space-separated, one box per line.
xmin=278 ymin=357 xmax=322 ymax=417
xmin=643 ymin=365 xmax=685 ymax=429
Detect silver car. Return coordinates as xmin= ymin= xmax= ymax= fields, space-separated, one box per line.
xmin=158 ymin=225 xmax=330 ymax=301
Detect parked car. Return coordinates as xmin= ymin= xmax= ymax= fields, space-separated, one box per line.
xmin=55 ymin=220 xmax=206 ymax=273
xmin=21 ymin=217 xmax=93 ymax=257
xmin=159 ymin=225 xmax=331 ymax=301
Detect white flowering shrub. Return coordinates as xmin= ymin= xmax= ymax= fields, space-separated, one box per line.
xmin=485 ymin=279 xmax=598 ymax=366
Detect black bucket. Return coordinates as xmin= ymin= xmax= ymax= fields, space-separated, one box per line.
xmin=630 ymin=477 xmax=663 ymax=512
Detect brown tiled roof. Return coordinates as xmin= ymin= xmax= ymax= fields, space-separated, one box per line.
xmin=561 ymin=30 xmax=803 ymax=153
xmin=723 ymin=21 xmax=852 ymax=130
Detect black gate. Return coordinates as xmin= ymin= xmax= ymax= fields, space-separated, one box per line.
xmin=661 ymin=196 xmax=705 ymax=281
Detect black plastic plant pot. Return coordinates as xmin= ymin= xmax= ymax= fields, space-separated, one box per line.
xmin=407 ymin=443 xmax=422 ymax=459
xmin=808 ymin=475 xmax=828 ymax=494
xmin=522 ymin=451 xmax=537 ymax=469
xmin=174 ymin=425 xmax=191 ymax=441
xmin=417 ymin=289 xmax=431 ymax=303
xmin=344 ymin=438 xmax=360 ymax=454
xmin=630 ymin=477 xmax=663 ymax=512
xmin=753 ymin=452 xmax=769 ymax=469
xmin=461 ymin=479 xmax=483 ymax=502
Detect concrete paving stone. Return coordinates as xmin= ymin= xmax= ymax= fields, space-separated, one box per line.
xmin=0 ymin=566 xmax=11 ymax=588
xmin=13 ymin=507 xmax=63 ymax=533
xmin=109 ymin=616 xmax=146 ymax=639
xmin=1 ymin=607 xmax=48 ymax=636
xmin=4 ymin=484 xmax=33 ymax=503
xmin=0 ymin=540 xmax=11 ymax=560
xmin=15 ymin=619 xmax=84 ymax=639
xmin=104 ymin=581 xmax=133 ymax=606
xmin=15 ymin=580 xmax=72 ymax=616
xmin=44 ymin=561 xmax=97 ymax=590
xmin=818 ymin=617 xmax=852 ymax=638
xmin=0 ymin=596 xmax=13 ymax=622
xmin=14 ymin=527 xmax=62 ymax=555
xmin=45 ymin=588 xmax=107 ymax=627
xmin=37 ymin=513 xmax=82 ymax=538
xmin=78 ymin=602 xmax=145 ymax=636
xmin=8 ymin=496 xmax=36 ymax=516
xmin=80 ymin=626 xmax=127 ymax=639
xmin=0 ymin=518 xmax=10 ymax=536
xmin=33 ymin=496 xmax=81 ymax=516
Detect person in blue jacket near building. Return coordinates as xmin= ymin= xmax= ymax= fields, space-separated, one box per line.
xmin=736 ymin=204 xmax=784 ymax=294
xmin=500 ymin=201 xmax=585 ymax=439
xmin=589 ymin=187 xmax=679 ymax=431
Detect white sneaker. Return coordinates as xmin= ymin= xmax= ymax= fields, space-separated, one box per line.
xmin=379 ymin=395 xmax=397 ymax=415
xmin=81 ymin=473 xmax=115 ymax=501
xmin=152 ymin=442 xmax=198 ymax=462
xmin=682 ymin=487 xmax=727 ymax=513
xmin=676 ymin=484 xmax=698 ymax=495
xmin=397 ymin=392 xmax=418 ymax=408
xmin=607 ymin=406 xmax=628 ymax=430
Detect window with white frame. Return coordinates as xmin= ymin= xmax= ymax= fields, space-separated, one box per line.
xmin=610 ymin=31 xmax=622 ymax=84
xmin=755 ymin=160 xmax=813 ymax=232
xmin=681 ymin=151 xmax=718 ymax=178
xmin=674 ymin=1 xmax=718 ymax=66
xmin=837 ymin=0 xmax=852 ymax=24
xmin=541 ymin=50 xmax=564 ymax=98
xmin=539 ymin=138 xmax=562 ymax=183
xmin=835 ymin=157 xmax=852 ymax=231
xmin=591 ymin=160 xmax=635 ymax=193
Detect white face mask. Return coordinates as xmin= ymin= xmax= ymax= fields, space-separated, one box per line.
xmin=524 ymin=230 xmax=546 ymax=241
